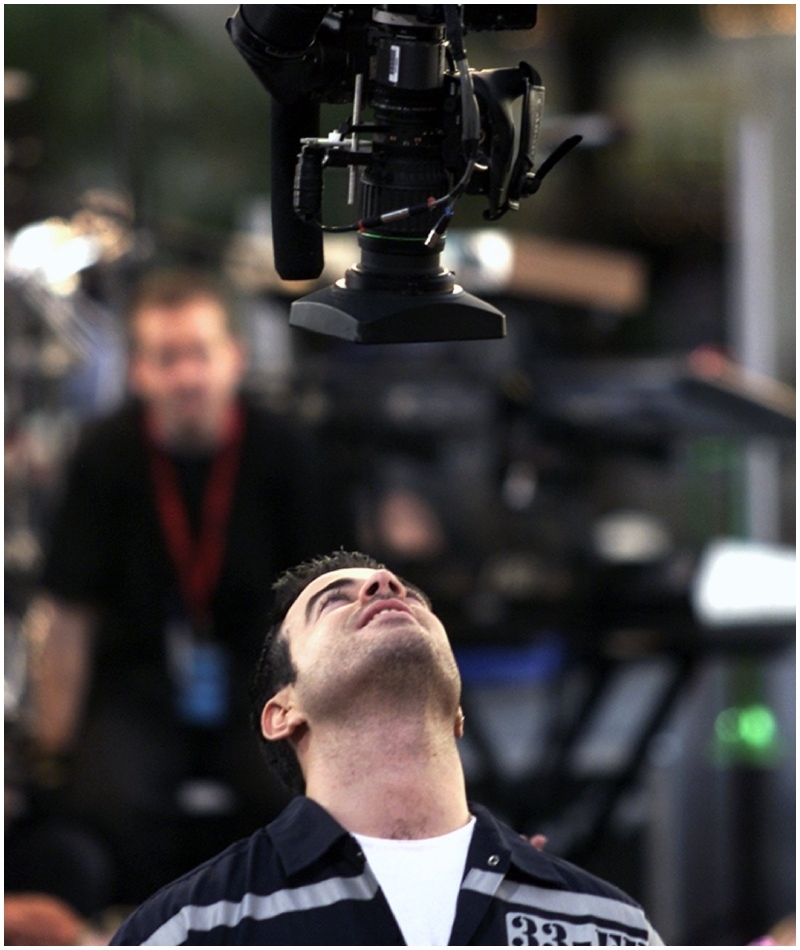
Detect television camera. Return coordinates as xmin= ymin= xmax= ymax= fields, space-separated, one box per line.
xmin=227 ymin=5 xmax=580 ymax=343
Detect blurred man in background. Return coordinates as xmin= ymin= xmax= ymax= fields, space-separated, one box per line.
xmin=12 ymin=269 xmax=335 ymax=910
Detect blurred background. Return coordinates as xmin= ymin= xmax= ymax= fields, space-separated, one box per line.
xmin=4 ymin=4 xmax=795 ymax=945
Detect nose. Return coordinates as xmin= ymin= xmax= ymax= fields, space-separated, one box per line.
xmin=171 ymin=351 xmax=207 ymax=388
xmin=358 ymin=569 xmax=407 ymax=603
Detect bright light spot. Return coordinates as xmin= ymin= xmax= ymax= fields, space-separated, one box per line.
xmin=738 ymin=704 xmax=777 ymax=749
xmin=592 ymin=510 xmax=671 ymax=564
xmin=441 ymin=230 xmax=514 ymax=290
xmin=693 ymin=540 xmax=796 ymax=626
xmin=714 ymin=704 xmax=778 ymax=752
xmin=6 ymin=219 xmax=101 ymax=289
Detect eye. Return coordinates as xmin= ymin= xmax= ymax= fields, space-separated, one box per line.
xmin=405 ymin=587 xmax=430 ymax=608
xmin=318 ymin=590 xmax=350 ymax=614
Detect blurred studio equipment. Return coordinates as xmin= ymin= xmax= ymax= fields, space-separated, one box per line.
xmin=227 ymin=4 xmax=581 ymax=342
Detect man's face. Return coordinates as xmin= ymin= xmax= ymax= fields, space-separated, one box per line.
xmin=272 ymin=567 xmax=462 ymax=730
xmin=129 ymin=296 xmax=245 ymax=450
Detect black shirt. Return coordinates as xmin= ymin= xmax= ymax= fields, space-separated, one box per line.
xmin=42 ymin=397 xmax=329 ymax=708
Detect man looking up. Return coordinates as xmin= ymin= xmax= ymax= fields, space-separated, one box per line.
xmin=112 ymin=550 xmax=664 ymax=946
xmin=19 ymin=270 xmax=330 ymax=908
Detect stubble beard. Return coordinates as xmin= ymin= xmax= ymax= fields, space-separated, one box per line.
xmin=300 ymin=621 xmax=462 ymax=727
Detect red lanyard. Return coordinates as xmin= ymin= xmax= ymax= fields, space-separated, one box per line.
xmin=144 ymin=405 xmax=245 ymax=633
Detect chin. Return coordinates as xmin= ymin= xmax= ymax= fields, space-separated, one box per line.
xmin=359 ymin=632 xmax=461 ymax=709
xmin=304 ymin=629 xmax=461 ymax=723
xmin=165 ymin=417 xmax=217 ymax=451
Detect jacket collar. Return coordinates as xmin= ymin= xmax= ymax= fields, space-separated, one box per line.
xmin=268 ymin=796 xmax=570 ymax=888
xmin=467 ymin=801 xmax=569 ymax=887
xmin=267 ymin=796 xmax=355 ymax=877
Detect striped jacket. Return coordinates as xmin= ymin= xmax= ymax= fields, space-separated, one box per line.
xmin=111 ymin=796 xmax=663 ymax=945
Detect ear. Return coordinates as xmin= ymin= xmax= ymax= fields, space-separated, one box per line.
xmin=454 ymin=706 xmax=465 ymax=739
xmin=260 ymin=686 xmax=306 ymax=742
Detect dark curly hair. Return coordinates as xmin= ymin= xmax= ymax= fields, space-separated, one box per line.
xmin=250 ymin=551 xmax=387 ymax=795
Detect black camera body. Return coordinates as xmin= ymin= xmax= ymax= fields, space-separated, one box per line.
xmin=228 ymin=5 xmax=574 ymax=343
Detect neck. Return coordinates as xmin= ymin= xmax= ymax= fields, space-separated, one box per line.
xmin=302 ymin=709 xmax=470 ymax=839
xmin=145 ymin=401 xmax=239 ymax=455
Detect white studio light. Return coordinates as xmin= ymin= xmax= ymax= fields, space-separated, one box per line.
xmin=692 ymin=539 xmax=796 ymax=626
xmin=592 ymin=510 xmax=672 ymax=564
xmin=441 ymin=230 xmax=515 ymax=292
xmin=6 ymin=218 xmax=102 ymax=293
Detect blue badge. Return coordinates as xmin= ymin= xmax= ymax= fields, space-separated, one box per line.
xmin=167 ymin=621 xmax=230 ymax=727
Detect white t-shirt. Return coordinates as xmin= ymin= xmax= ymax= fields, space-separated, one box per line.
xmin=353 ymin=817 xmax=476 ymax=947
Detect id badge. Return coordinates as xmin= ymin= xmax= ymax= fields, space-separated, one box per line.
xmin=166 ymin=620 xmax=230 ymax=727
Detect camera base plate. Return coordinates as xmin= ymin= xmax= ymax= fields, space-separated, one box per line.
xmin=289 ymin=281 xmax=506 ymax=344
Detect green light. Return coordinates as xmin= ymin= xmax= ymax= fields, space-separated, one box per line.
xmin=713 ymin=703 xmax=781 ymax=767
xmin=738 ymin=704 xmax=777 ymax=749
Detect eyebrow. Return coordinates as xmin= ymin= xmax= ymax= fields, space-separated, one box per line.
xmin=304 ymin=578 xmax=355 ymax=623
xmin=303 ymin=576 xmax=432 ymax=622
